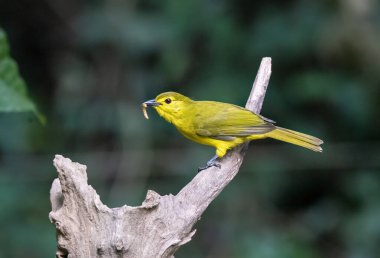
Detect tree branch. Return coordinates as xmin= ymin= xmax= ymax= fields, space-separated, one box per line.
xmin=49 ymin=57 xmax=272 ymax=258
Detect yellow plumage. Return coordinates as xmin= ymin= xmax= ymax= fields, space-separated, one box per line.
xmin=143 ymin=92 xmax=323 ymax=163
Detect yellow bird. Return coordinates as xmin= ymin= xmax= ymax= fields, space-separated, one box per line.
xmin=142 ymin=92 xmax=323 ymax=170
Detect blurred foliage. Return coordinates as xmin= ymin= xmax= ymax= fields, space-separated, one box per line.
xmin=0 ymin=0 xmax=380 ymax=257
xmin=0 ymin=28 xmax=44 ymax=124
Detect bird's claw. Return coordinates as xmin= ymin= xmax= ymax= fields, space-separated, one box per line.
xmin=197 ymin=157 xmax=221 ymax=172
xmin=207 ymin=160 xmax=221 ymax=168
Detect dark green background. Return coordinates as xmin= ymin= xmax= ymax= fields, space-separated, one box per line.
xmin=1 ymin=0 xmax=380 ymax=257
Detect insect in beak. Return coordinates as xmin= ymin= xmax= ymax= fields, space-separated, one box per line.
xmin=142 ymin=99 xmax=161 ymax=119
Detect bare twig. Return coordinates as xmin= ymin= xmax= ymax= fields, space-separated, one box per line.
xmin=49 ymin=57 xmax=272 ymax=258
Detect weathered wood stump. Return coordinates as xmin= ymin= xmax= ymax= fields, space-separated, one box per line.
xmin=49 ymin=57 xmax=272 ymax=258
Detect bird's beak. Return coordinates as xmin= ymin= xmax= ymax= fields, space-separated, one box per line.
xmin=143 ymin=99 xmax=161 ymax=107
xmin=142 ymin=99 xmax=161 ymax=119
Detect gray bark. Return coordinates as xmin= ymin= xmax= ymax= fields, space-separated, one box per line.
xmin=49 ymin=57 xmax=272 ymax=258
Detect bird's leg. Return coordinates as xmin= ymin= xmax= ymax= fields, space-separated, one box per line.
xmin=198 ymin=155 xmax=221 ymax=172
xmin=207 ymin=155 xmax=221 ymax=168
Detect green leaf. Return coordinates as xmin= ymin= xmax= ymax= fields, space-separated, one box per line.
xmin=0 ymin=28 xmax=45 ymax=124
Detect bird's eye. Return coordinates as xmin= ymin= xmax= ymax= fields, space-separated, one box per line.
xmin=165 ymin=98 xmax=172 ymax=104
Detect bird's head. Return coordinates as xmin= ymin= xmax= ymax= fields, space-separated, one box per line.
xmin=142 ymin=92 xmax=193 ymax=123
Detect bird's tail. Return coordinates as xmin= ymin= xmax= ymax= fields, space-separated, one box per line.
xmin=267 ymin=126 xmax=323 ymax=152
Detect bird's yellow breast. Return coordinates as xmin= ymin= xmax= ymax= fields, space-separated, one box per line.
xmin=174 ymin=117 xmax=245 ymax=157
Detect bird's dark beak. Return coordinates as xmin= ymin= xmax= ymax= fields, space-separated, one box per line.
xmin=142 ymin=99 xmax=161 ymax=119
xmin=143 ymin=99 xmax=161 ymax=107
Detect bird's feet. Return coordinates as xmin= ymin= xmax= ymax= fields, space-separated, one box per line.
xmin=198 ymin=155 xmax=221 ymax=172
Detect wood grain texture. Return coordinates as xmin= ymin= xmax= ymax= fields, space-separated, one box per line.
xmin=49 ymin=57 xmax=272 ymax=258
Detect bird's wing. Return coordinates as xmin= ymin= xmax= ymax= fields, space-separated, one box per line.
xmin=193 ymin=101 xmax=275 ymax=140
